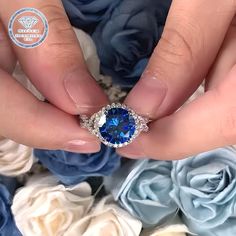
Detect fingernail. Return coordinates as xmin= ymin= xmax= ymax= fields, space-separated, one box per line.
xmin=64 ymin=69 xmax=107 ymax=114
xmin=63 ymin=139 xmax=101 ymax=153
xmin=126 ymin=74 xmax=167 ymax=119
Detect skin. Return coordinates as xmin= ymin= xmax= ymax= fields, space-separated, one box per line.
xmin=119 ymin=0 xmax=236 ymax=159
xmin=0 ymin=0 xmax=108 ymax=152
xmin=0 ymin=0 xmax=235 ymax=159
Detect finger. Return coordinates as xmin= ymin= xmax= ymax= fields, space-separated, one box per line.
xmin=206 ymin=16 xmax=236 ymax=90
xmin=0 ymin=0 xmax=108 ymax=115
xmin=0 ymin=68 xmax=100 ymax=153
xmin=125 ymin=0 xmax=235 ymax=119
xmin=0 ymin=21 xmax=16 ymax=73
xmin=118 ymin=65 xmax=236 ymax=160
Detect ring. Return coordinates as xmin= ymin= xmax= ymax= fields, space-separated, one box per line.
xmin=80 ymin=103 xmax=150 ymax=148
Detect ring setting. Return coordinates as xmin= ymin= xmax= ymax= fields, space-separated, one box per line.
xmin=80 ymin=103 xmax=149 ymax=148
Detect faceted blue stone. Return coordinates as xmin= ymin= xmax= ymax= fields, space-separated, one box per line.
xmin=99 ymin=107 xmax=136 ymax=145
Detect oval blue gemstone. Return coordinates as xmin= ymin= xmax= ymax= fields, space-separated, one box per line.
xmin=99 ymin=108 xmax=136 ymax=145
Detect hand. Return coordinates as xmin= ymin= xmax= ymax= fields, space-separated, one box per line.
xmin=118 ymin=0 xmax=236 ymax=159
xmin=0 ymin=0 xmax=108 ymax=152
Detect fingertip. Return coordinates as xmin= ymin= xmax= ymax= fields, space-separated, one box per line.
xmin=63 ymin=68 xmax=108 ymax=115
xmin=125 ymin=75 xmax=167 ymax=119
xmin=62 ymin=139 xmax=101 ymax=153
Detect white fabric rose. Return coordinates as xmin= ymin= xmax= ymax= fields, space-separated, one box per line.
xmin=65 ymin=195 xmax=142 ymax=236
xmin=13 ymin=64 xmax=45 ymax=101
xmin=141 ymin=217 xmax=190 ymax=236
xmin=11 ymin=175 xmax=94 ymax=236
xmin=0 ymin=139 xmax=34 ymax=176
xmin=74 ymin=28 xmax=112 ymax=84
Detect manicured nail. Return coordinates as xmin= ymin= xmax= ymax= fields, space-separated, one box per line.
xmin=63 ymin=139 xmax=101 ymax=153
xmin=125 ymin=74 xmax=167 ymax=119
xmin=64 ymin=69 xmax=108 ymax=114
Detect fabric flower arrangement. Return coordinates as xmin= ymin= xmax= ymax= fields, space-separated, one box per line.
xmin=0 ymin=176 xmax=21 ymax=236
xmin=0 ymin=139 xmax=34 ymax=176
xmin=12 ymin=175 xmax=94 ymax=236
xmin=92 ymin=0 xmax=172 ymax=87
xmin=171 ymin=147 xmax=236 ymax=236
xmin=64 ymin=196 xmax=142 ymax=236
xmin=105 ymin=160 xmax=178 ymax=227
xmin=1 ymin=1 xmax=236 ymax=236
xmin=62 ymin=0 xmax=120 ymax=33
xmin=141 ymin=217 xmax=190 ymax=236
xmin=63 ymin=0 xmax=171 ymax=87
xmin=34 ymin=144 xmax=121 ymax=185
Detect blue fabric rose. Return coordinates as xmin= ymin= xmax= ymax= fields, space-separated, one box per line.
xmin=34 ymin=144 xmax=121 ymax=186
xmin=0 ymin=176 xmax=21 ymax=236
xmin=170 ymin=147 xmax=236 ymax=236
xmin=105 ymin=160 xmax=178 ymax=228
xmin=92 ymin=0 xmax=171 ymax=87
xmin=62 ymin=0 xmax=121 ymax=32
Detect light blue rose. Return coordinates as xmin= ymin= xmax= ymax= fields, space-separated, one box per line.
xmin=170 ymin=147 xmax=236 ymax=236
xmin=105 ymin=160 xmax=178 ymax=228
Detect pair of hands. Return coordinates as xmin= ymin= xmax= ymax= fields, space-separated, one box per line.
xmin=0 ymin=0 xmax=235 ymax=160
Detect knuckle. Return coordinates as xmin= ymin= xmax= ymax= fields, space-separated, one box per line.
xmin=37 ymin=4 xmax=80 ymax=59
xmin=39 ymin=4 xmax=69 ymax=31
xmin=156 ymin=17 xmax=204 ymax=68
xmin=158 ymin=28 xmax=194 ymax=65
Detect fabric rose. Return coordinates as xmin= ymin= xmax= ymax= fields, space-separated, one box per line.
xmin=13 ymin=63 xmax=44 ymax=101
xmin=141 ymin=217 xmax=190 ymax=236
xmin=73 ymin=28 xmax=112 ymax=84
xmin=62 ymin=0 xmax=120 ymax=32
xmin=170 ymin=147 xmax=236 ymax=236
xmin=64 ymin=195 xmax=142 ymax=236
xmin=34 ymin=144 xmax=120 ymax=185
xmin=105 ymin=160 xmax=178 ymax=228
xmin=0 ymin=176 xmax=21 ymax=236
xmin=11 ymin=175 xmax=94 ymax=236
xmin=0 ymin=139 xmax=34 ymax=176
xmin=92 ymin=0 xmax=172 ymax=87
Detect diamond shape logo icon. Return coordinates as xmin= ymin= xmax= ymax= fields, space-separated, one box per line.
xmin=18 ymin=16 xmax=39 ymax=29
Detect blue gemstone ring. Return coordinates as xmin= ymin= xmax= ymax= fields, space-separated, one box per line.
xmin=80 ymin=103 xmax=149 ymax=148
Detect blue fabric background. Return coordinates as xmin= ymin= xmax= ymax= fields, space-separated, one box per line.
xmin=0 ymin=176 xmax=21 ymax=236
xmin=34 ymin=144 xmax=121 ymax=185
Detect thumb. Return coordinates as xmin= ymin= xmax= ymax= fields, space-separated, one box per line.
xmin=124 ymin=0 xmax=235 ymax=120
xmin=118 ymin=65 xmax=236 ymax=160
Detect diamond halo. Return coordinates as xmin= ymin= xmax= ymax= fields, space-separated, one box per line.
xmin=80 ymin=103 xmax=149 ymax=148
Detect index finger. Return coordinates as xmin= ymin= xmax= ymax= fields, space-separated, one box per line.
xmin=119 ymin=65 xmax=236 ymax=160
xmin=124 ymin=0 xmax=235 ymax=119
xmin=0 ymin=0 xmax=108 ymax=115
